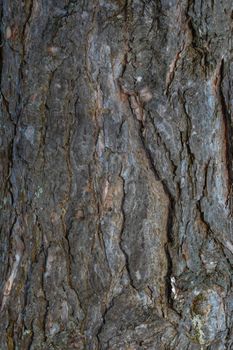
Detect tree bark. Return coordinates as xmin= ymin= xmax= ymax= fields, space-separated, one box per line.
xmin=0 ymin=0 xmax=232 ymax=349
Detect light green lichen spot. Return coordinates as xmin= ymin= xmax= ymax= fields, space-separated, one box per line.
xmin=35 ymin=186 xmax=43 ymax=198
xmin=192 ymin=315 xmax=205 ymax=346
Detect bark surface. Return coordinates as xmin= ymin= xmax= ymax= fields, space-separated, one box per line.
xmin=0 ymin=0 xmax=233 ymax=349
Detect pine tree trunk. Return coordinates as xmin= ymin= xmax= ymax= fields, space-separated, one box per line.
xmin=0 ymin=1 xmax=232 ymax=349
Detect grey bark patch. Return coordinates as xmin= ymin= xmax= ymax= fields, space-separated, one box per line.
xmin=24 ymin=125 xmax=35 ymax=145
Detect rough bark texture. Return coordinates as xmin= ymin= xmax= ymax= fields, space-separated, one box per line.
xmin=0 ymin=1 xmax=233 ymax=349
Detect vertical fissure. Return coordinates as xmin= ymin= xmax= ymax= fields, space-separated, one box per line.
xmin=217 ymin=60 xmax=233 ymax=209
xmin=119 ymin=169 xmax=138 ymax=292
xmin=128 ymin=95 xmax=176 ymax=309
